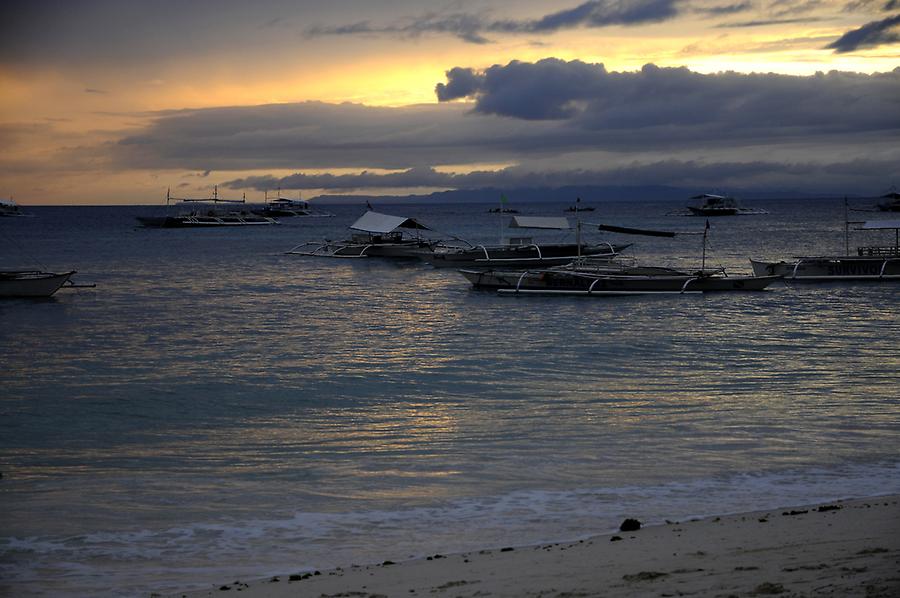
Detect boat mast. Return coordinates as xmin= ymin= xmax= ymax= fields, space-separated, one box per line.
xmin=702 ymin=219 xmax=709 ymax=271
xmin=499 ymin=193 xmax=506 ymax=244
xmin=844 ymin=197 xmax=850 ymax=256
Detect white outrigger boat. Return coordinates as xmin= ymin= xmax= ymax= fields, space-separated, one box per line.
xmin=751 ymin=219 xmax=900 ymax=281
xmin=253 ymin=190 xmax=334 ymax=218
xmin=461 ymin=221 xmax=779 ymax=296
xmin=287 ymin=210 xmax=439 ymax=258
xmin=1 ymin=198 xmax=31 ymax=217
xmin=686 ymin=193 xmax=768 ymax=216
xmin=136 ymin=188 xmax=278 ymax=228
xmin=0 ymin=270 xmax=77 ymax=298
xmin=424 ymin=216 xmax=627 ymax=269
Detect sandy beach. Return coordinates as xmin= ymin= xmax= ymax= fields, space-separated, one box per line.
xmin=169 ymin=495 xmax=899 ymax=598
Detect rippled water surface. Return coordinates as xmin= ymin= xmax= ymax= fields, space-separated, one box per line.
xmin=1 ymin=199 xmax=899 ymax=596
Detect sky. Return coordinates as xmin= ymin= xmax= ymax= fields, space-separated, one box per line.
xmin=1 ymin=0 xmax=898 ymax=205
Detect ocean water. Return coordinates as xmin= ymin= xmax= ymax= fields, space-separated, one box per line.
xmin=1 ymin=199 xmax=898 ymax=597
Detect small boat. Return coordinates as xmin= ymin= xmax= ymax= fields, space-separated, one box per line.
xmin=751 ymin=219 xmax=900 ymax=281
xmin=487 ymin=207 xmax=518 ymax=214
xmin=252 ymin=191 xmax=334 ymax=218
xmin=136 ymin=188 xmax=278 ymax=228
xmin=1 ymin=198 xmax=30 ymax=217
xmin=287 ymin=210 xmax=438 ymax=258
xmin=0 ymin=270 xmax=76 ymax=298
xmin=877 ymin=191 xmax=900 ymax=212
xmin=460 ymin=264 xmax=779 ymax=296
xmin=424 ymin=216 xmax=627 ymax=269
xmin=687 ymin=193 xmax=767 ymax=216
xmin=565 ymin=198 xmax=595 ymax=212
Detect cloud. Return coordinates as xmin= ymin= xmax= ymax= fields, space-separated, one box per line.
xmin=825 ymin=14 xmax=900 ymax=52
xmin=309 ymin=1 xmax=682 ymax=44
xmin=435 ymin=59 xmax=900 ymax=140
xmin=87 ymin=61 xmax=899 ymax=195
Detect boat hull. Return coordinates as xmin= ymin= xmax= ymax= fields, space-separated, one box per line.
xmin=426 ymin=243 xmax=628 ymax=269
xmin=0 ymin=271 xmax=75 ymax=297
xmin=460 ymin=269 xmax=779 ymax=295
xmin=750 ymin=257 xmax=900 ymax=280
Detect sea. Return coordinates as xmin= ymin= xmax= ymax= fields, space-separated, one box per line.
xmin=1 ymin=198 xmax=899 ymax=597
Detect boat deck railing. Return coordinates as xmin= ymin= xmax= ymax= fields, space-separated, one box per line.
xmin=857 ymin=245 xmax=900 ymax=256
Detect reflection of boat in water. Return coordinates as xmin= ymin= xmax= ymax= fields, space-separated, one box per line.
xmin=1 ymin=270 xmax=76 ymax=298
xmin=1 ymin=198 xmax=31 ymax=217
xmin=877 ymin=191 xmax=900 ymax=212
xmin=136 ymin=188 xmax=278 ymax=228
xmin=751 ymin=218 xmax=900 ymax=281
xmin=424 ymin=216 xmax=627 ymax=269
xmin=252 ymin=192 xmax=334 ymax=218
xmin=687 ymin=193 xmax=768 ymax=216
xmin=287 ymin=210 xmax=438 ymax=258
xmin=460 ymin=264 xmax=779 ymax=296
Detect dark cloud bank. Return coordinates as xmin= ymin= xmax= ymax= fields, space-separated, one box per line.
xmin=109 ymin=61 xmax=899 ymax=195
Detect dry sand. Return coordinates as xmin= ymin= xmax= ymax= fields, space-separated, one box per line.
xmin=168 ymin=495 xmax=900 ymax=598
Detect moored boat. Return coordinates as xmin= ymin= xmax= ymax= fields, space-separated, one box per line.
xmin=424 ymin=216 xmax=627 ymax=269
xmin=287 ymin=210 xmax=439 ymax=258
xmin=136 ymin=188 xmax=278 ymax=228
xmin=0 ymin=270 xmax=76 ymax=298
xmin=750 ymin=219 xmax=900 ymax=281
xmin=252 ymin=191 xmax=334 ymax=218
xmin=1 ymin=197 xmax=31 ymax=217
xmin=687 ymin=193 xmax=768 ymax=216
xmin=876 ymin=191 xmax=900 ymax=212
xmin=460 ymin=265 xmax=779 ymax=296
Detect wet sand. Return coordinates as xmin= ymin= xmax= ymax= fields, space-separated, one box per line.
xmin=169 ymin=495 xmax=900 ymax=597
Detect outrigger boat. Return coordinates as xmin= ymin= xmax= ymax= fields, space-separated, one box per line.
xmin=1 ymin=198 xmax=31 ymax=217
xmin=687 ymin=193 xmax=768 ymax=216
xmin=136 ymin=188 xmax=278 ymax=228
xmin=253 ymin=190 xmax=334 ymax=218
xmin=0 ymin=270 xmax=77 ymax=298
xmin=461 ymin=265 xmax=779 ymax=296
xmin=460 ymin=221 xmax=779 ymax=296
xmin=876 ymin=191 xmax=900 ymax=212
xmin=287 ymin=210 xmax=439 ymax=258
xmin=751 ymin=218 xmax=900 ymax=281
xmin=424 ymin=216 xmax=627 ymax=269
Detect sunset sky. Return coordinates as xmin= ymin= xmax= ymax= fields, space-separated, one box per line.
xmin=2 ymin=0 xmax=898 ymax=204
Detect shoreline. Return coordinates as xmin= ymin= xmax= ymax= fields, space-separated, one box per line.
xmin=168 ymin=495 xmax=900 ymax=597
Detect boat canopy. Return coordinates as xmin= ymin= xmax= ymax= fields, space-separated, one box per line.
xmin=861 ymin=220 xmax=900 ymax=230
xmin=350 ymin=211 xmax=431 ymax=234
xmin=1 ymin=198 xmax=18 ymax=208
xmin=508 ymin=216 xmax=571 ymax=230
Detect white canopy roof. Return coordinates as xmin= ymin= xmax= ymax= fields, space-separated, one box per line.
xmin=350 ymin=210 xmax=430 ymax=234
xmin=1 ymin=198 xmax=18 ymax=208
xmin=861 ymin=220 xmax=900 ymax=230
xmin=507 ymin=216 xmax=571 ymax=230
